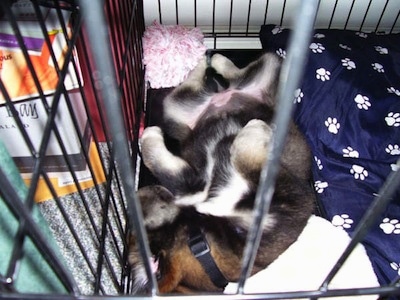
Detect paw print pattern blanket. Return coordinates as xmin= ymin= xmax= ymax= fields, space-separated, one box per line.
xmin=259 ymin=24 xmax=400 ymax=285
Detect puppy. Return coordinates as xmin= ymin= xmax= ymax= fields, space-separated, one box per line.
xmin=130 ymin=53 xmax=315 ymax=293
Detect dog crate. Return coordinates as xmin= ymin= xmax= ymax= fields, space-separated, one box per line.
xmin=0 ymin=0 xmax=399 ymax=299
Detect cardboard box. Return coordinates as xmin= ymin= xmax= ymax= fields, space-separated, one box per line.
xmin=0 ymin=0 xmax=81 ymax=103
xmin=0 ymin=0 xmax=71 ymax=36
xmin=0 ymin=90 xmax=107 ymax=203
xmin=0 ymin=90 xmax=90 ymax=173
xmin=21 ymin=140 xmax=106 ymax=203
xmin=0 ymin=1 xmax=106 ymax=202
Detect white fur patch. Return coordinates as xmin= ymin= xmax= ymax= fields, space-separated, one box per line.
xmin=175 ymin=190 xmax=208 ymax=206
xmin=195 ymin=168 xmax=249 ymax=217
xmin=141 ymin=126 xmax=188 ymax=174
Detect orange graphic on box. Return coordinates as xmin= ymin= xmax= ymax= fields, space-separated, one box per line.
xmin=0 ymin=31 xmax=79 ymax=104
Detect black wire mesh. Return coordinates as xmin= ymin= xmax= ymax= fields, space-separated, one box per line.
xmin=0 ymin=0 xmax=144 ymax=296
xmin=0 ymin=0 xmax=399 ymax=299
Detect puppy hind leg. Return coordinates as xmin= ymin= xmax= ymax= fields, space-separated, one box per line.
xmin=163 ymin=57 xmax=209 ymax=138
xmin=230 ymin=119 xmax=273 ymax=181
xmin=247 ymin=53 xmax=281 ymax=101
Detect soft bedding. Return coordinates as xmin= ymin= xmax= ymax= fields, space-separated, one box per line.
xmin=259 ymin=24 xmax=400 ymax=285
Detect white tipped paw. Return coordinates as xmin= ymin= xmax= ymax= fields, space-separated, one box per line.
xmin=141 ymin=126 xmax=163 ymax=141
xmin=140 ymin=126 xmax=165 ymax=168
xmin=231 ymin=119 xmax=272 ymax=172
xmin=140 ymin=126 xmax=164 ymax=151
xmin=239 ymin=119 xmax=273 ymax=146
xmin=246 ymin=119 xmax=273 ymax=133
xmin=210 ymin=54 xmax=238 ymax=76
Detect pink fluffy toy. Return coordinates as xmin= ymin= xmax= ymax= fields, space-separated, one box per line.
xmin=143 ymin=21 xmax=207 ymax=89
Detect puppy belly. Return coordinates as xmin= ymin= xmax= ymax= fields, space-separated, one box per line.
xmin=185 ymin=91 xmax=235 ymax=129
xmin=210 ymin=90 xmax=236 ymax=107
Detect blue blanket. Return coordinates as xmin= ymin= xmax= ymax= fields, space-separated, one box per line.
xmin=260 ymin=24 xmax=400 ymax=285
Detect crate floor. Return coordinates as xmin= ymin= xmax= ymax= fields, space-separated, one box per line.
xmin=38 ymin=143 xmax=126 ymax=295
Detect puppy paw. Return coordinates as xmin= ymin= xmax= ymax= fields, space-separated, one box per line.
xmin=231 ymin=119 xmax=273 ymax=176
xmin=140 ymin=126 xmax=165 ymax=170
xmin=141 ymin=126 xmax=163 ymax=143
xmin=210 ymin=54 xmax=239 ymax=78
xmin=141 ymin=126 xmax=164 ymax=153
xmin=140 ymin=126 xmax=189 ymax=178
xmin=244 ymin=119 xmax=273 ymax=137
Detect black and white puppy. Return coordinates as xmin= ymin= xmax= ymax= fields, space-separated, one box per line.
xmin=130 ymin=52 xmax=315 ymax=293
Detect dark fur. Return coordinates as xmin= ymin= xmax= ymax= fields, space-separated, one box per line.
xmin=130 ymin=53 xmax=315 ymax=293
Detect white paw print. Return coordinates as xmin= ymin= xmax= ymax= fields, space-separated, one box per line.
xmin=355 ymin=32 xmax=368 ymax=38
xmin=390 ymin=262 xmax=400 ymax=276
xmin=276 ymin=48 xmax=286 ymax=59
xmin=380 ymin=218 xmax=400 ymax=234
xmin=339 ymin=44 xmax=351 ymax=51
xmin=332 ymin=214 xmax=354 ymax=229
xmin=314 ymin=33 xmax=325 ymax=39
xmin=387 ymin=87 xmax=400 ymax=96
xmin=354 ymin=94 xmax=371 ymax=110
xmin=350 ymin=164 xmax=368 ymax=180
xmin=386 ymin=144 xmax=400 ymax=155
xmin=272 ymin=26 xmax=283 ymax=35
xmin=294 ymin=88 xmax=304 ymax=103
xmin=310 ymin=42 xmax=325 ymax=53
xmin=343 ymin=146 xmax=359 ymax=158
xmin=325 ymin=117 xmax=340 ymax=134
xmin=314 ymin=156 xmax=323 ymax=170
xmin=385 ymin=112 xmax=400 ymax=127
xmin=391 ymin=163 xmax=399 ymax=172
xmin=316 ymin=68 xmax=331 ymax=81
xmin=375 ymin=46 xmax=388 ymax=54
xmin=371 ymin=62 xmax=385 ymax=73
xmin=314 ymin=181 xmax=328 ymax=193
xmin=341 ymin=58 xmax=356 ymax=70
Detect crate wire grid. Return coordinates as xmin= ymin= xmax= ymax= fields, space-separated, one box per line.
xmin=144 ymin=0 xmax=400 ymax=48
xmin=0 ymin=0 xmax=399 ymax=299
xmin=85 ymin=0 xmax=400 ymax=299
xmin=0 ymin=0 xmax=86 ymax=294
xmin=0 ymin=0 xmax=144 ymax=296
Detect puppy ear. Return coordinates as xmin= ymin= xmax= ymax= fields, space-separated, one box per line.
xmin=137 ymin=185 xmax=180 ymax=230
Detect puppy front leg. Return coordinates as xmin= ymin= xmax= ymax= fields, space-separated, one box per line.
xmin=141 ymin=126 xmax=191 ymax=191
